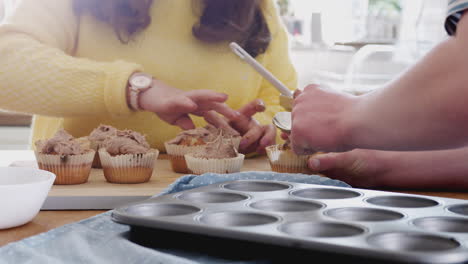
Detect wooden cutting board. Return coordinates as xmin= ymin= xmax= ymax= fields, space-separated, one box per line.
xmin=42 ymin=155 xmax=272 ymax=210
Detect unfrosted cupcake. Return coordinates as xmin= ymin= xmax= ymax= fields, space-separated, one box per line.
xmin=99 ymin=130 xmax=158 ymax=184
xmin=35 ymin=129 xmax=95 ymax=185
xmin=266 ymin=140 xmax=315 ymax=174
xmin=165 ymin=125 xmax=241 ymax=173
xmin=184 ymin=134 xmax=244 ymax=175
xmin=88 ymin=124 xmax=118 ymax=168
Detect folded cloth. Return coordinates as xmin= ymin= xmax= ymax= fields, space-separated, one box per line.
xmin=0 ymin=171 xmax=349 ymax=264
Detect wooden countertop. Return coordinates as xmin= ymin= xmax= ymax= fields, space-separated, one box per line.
xmin=1 ymin=151 xmax=468 ymax=247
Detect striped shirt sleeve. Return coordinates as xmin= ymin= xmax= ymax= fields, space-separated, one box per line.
xmin=446 ymin=0 xmax=468 ymax=35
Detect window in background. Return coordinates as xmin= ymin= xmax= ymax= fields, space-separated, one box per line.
xmin=278 ymin=0 xmax=447 ymax=94
xmin=279 ymin=0 xmax=402 ymax=47
xmin=0 ymin=0 xmax=4 ymax=22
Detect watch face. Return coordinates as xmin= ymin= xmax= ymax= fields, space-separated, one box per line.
xmin=131 ymin=75 xmax=152 ymax=89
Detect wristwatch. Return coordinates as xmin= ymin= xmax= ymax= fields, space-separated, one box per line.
xmin=128 ymin=72 xmax=153 ymax=111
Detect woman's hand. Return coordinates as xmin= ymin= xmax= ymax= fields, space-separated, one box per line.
xmin=139 ymin=79 xmax=239 ymax=130
xmin=200 ymin=99 xmax=276 ymax=154
xmin=229 ymin=99 xmax=276 ymax=154
xmin=290 ymin=84 xmax=358 ymax=155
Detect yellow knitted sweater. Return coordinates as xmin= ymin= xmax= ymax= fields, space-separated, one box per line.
xmin=0 ymin=0 xmax=297 ymax=151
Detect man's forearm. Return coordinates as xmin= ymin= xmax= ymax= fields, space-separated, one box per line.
xmin=379 ymin=147 xmax=468 ymax=189
xmin=347 ymin=15 xmax=468 ymax=151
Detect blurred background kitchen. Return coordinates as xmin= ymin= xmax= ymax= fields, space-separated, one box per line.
xmin=0 ymin=0 xmax=447 ymax=150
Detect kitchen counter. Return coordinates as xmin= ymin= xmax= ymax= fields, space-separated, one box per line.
xmin=1 ymin=150 xmax=468 ymax=247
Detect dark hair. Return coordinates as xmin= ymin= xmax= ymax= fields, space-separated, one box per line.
xmin=73 ymin=0 xmax=271 ymax=57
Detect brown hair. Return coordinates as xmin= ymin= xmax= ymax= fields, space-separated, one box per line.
xmin=73 ymin=0 xmax=271 ymax=57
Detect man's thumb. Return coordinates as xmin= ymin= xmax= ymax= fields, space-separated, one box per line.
xmin=307 ymin=152 xmax=343 ymax=172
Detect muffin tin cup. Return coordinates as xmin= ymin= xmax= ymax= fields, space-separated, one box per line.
xmin=112 ymin=180 xmax=468 ymax=263
xmin=249 ymin=199 xmax=324 ymax=213
xmin=124 ymin=203 xmax=201 ymax=217
xmin=367 ymin=232 xmax=461 ymax=252
xmin=447 ymin=204 xmax=468 ymax=216
xmin=279 ymin=221 xmax=366 ymax=238
xmin=325 ymin=207 xmax=405 ymax=222
xmin=366 ymin=195 xmax=439 ymax=208
xmin=199 ymin=211 xmax=279 ymax=227
xmin=292 ymin=187 xmax=362 ymax=200
xmin=178 ymin=191 xmax=249 ymax=204
xmin=223 ymin=180 xmax=291 ymax=192
xmin=412 ymin=217 xmax=468 ymax=233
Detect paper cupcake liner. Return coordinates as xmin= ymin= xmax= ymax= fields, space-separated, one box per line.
xmin=99 ymin=149 xmax=158 ymax=183
xmin=90 ymin=142 xmax=104 ymax=168
xmin=165 ymin=136 xmax=241 ymax=173
xmin=184 ymin=154 xmax=245 ymax=175
xmin=164 ymin=142 xmax=206 ymax=156
xmin=164 ymin=142 xmax=206 ymax=174
xmin=35 ymin=150 xmax=95 ymax=185
xmin=266 ymin=145 xmax=312 ymax=174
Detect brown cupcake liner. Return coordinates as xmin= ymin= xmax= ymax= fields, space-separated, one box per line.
xmin=35 ymin=150 xmax=95 ymax=185
xmin=99 ymin=149 xmax=158 ymax=184
xmin=184 ymin=154 xmax=245 ymax=175
xmin=168 ymin=155 xmax=189 ymax=174
xmin=164 ymin=142 xmax=205 ymax=174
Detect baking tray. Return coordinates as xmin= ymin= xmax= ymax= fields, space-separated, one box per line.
xmin=112 ymin=180 xmax=468 ymax=263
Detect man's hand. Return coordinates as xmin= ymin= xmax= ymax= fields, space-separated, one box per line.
xmin=307 ymin=149 xmax=390 ymax=188
xmin=290 ymin=84 xmax=357 ymax=154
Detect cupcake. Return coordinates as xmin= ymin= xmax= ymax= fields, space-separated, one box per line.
xmin=204 ymin=124 xmax=242 ymax=149
xmin=35 ymin=129 xmax=95 ymax=185
xmin=165 ymin=125 xmax=241 ymax=173
xmin=266 ymin=140 xmax=315 ymax=174
xmin=88 ymin=124 xmax=118 ymax=168
xmin=184 ymin=134 xmax=244 ymax=175
xmin=99 ymin=130 xmax=158 ymax=184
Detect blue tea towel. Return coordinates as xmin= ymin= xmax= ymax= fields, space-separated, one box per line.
xmin=0 ymin=171 xmax=349 ymax=264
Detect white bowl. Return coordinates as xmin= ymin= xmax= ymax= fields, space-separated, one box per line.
xmin=0 ymin=167 xmax=55 ymax=229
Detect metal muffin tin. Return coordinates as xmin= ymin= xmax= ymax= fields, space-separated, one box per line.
xmin=112 ymin=180 xmax=468 ymax=263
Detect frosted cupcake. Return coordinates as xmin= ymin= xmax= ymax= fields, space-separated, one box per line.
xmin=184 ymin=134 xmax=244 ymax=175
xmin=205 ymin=124 xmax=242 ymax=149
xmin=165 ymin=125 xmax=241 ymax=173
xmin=266 ymin=140 xmax=315 ymax=174
xmin=35 ymin=129 xmax=95 ymax=185
xmin=99 ymin=130 xmax=158 ymax=184
xmin=88 ymin=124 xmax=118 ymax=168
